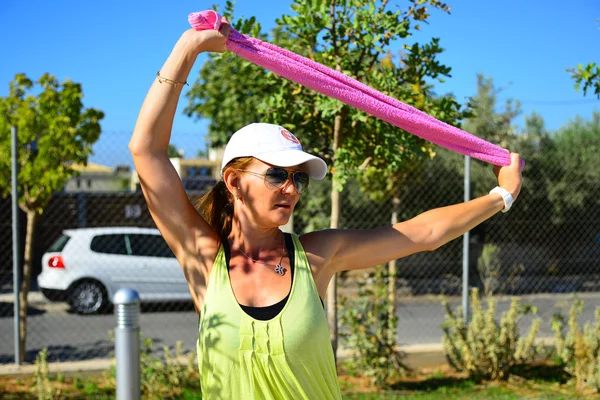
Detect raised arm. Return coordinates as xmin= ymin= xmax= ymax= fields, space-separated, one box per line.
xmin=128 ymin=24 xmax=230 ymax=296
xmin=302 ymin=152 xmax=522 ymax=288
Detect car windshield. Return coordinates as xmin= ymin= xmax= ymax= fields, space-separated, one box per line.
xmin=47 ymin=234 xmax=71 ymax=252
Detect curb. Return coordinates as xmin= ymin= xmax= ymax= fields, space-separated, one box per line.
xmin=0 ymin=359 xmax=113 ymax=377
xmin=0 ymin=337 xmax=556 ymax=377
xmin=0 ymin=343 xmax=446 ymax=377
xmin=0 ymin=292 xmax=45 ymax=304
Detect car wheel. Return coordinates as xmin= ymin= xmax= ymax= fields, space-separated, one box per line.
xmin=69 ymin=280 xmax=108 ymax=315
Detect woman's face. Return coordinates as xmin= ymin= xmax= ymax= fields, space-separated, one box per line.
xmin=234 ymin=159 xmax=307 ymax=228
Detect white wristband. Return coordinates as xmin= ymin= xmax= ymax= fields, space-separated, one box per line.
xmin=489 ymin=186 xmax=514 ymax=213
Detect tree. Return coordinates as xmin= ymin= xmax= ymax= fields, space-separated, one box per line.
xmin=463 ymin=75 xmax=520 ymax=146
xmin=0 ymin=73 xmax=103 ymax=362
xmin=185 ymin=1 xmax=271 ymax=146
xmin=187 ymin=0 xmax=466 ymax=361
xmin=353 ymin=49 xmax=469 ymax=331
xmin=383 ymin=75 xmax=521 ymax=291
xmin=429 ymin=74 xmax=521 ymax=202
xmin=260 ymin=0 xmax=463 ymax=359
xmin=547 ymin=112 xmax=600 ymax=229
xmin=461 ymin=75 xmax=521 ymax=210
xmin=507 ymin=111 xmax=557 ymax=244
xmin=567 ymin=62 xmax=600 ymax=99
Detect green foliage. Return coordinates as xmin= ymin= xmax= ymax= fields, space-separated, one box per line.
xmin=476 ymin=243 xmax=524 ymax=298
xmin=105 ymin=332 xmax=199 ymax=399
xmin=269 ymin=0 xmax=468 ymax=193
xmin=0 ymin=72 xmax=103 ymax=363
xmin=442 ymin=288 xmax=542 ymax=382
xmin=477 ymin=243 xmax=502 ymax=297
xmin=83 ymin=380 xmax=100 ymax=395
xmin=340 ymin=266 xmax=408 ymax=389
xmin=294 ymin=178 xmax=331 ymax=233
xmin=552 ymin=297 xmax=600 ymax=391
xmin=31 ymin=349 xmax=110 ymax=398
xmin=34 ymin=348 xmax=51 ymax=400
xmin=73 ymin=375 xmax=84 ymax=390
xmin=185 ymin=1 xmax=270 ymax=147
xmin=137 ymin=338 xmax=199 ymax=399
xmin=188 ymin=1 xmax=471 ymax=360
xmin=188 ymin=1 xmax=469 ymax=192
xmin=412 ymin=76 xmax=600 ymax=250
xmin=401 ymin=74 xmax=519 ymax=234
xmin=567 ymin=62 xmax=600 ymax=99
xmin=167 ymin=144 xmax=182 ymax=158
xmin=505 ymin=111 xmax=557 ymax=238
xmin=0 ymin=73 xmax=104 ymax=212
xmin=459 ymin=74 xmax=521 ymax=198
xmin=463 ymin=74 xmax=521 ymax=148
xmin=546 ymin=112 xmax=600 ymax=225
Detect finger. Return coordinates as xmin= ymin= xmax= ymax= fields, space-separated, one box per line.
xmin=510 ymin=152 xmax=520 ymax=168
xmin=220 ymin=17 xmax=231 ymax=37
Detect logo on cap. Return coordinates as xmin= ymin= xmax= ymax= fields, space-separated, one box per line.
xmin=280 ymin=129 xmax=301 ymax=145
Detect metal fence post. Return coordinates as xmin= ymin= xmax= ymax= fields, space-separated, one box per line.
xmin=114 ymin=288 xmax=141 ymax=400
xmin=11 ymin=125 xmax=21 ymax=365
xmin=462 ymin=155 xmax=471 ymax=322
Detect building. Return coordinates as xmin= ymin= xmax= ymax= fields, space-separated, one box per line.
xmin=63 ymin=163 xmax=132 ymax=193
xmin=130 ymin=148 xmax=223 ymax=193
xmin=168 ymin=157 xmax=220 ymax=192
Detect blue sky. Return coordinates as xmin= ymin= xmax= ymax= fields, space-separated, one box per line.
xmin=2 ymin=0 xmax=598 ymax=167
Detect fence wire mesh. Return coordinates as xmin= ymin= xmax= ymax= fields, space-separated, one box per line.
xmin=1 ymin=132 xmax=599 ymax=364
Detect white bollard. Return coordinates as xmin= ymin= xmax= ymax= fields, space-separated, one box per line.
xmin=113 ymin=288 xmax=141 ymax=400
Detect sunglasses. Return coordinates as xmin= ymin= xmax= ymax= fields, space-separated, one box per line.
xmin=237 ymin=167 xmax=310 ymax=194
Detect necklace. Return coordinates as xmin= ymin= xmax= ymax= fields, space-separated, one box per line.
xmin=230 ymin=235 xmax=287 ymax=276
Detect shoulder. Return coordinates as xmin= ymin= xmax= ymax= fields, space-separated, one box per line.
xmin=298 ymin=229 xmax=341 ymax=273
xmin=297 ymin=230 xmax=343 ymax=296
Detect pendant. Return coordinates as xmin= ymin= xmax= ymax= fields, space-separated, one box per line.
xmin=274 ymin=264 xmax=286 ymax=276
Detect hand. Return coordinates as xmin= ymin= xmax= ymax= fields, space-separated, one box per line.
xmin=493 ymin=152 xmax=522 ymax=200
xmin=182 ymin=17 xmax=230 ymax=54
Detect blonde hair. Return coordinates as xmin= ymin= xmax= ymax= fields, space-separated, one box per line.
xmin=195 ymin=157 xmax=254 ymax=242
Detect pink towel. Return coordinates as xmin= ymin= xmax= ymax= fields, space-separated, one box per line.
xmin=189 ymin=10 xmax=522 ymax=168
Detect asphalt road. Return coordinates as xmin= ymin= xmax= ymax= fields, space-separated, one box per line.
xmin=1 ymin=292 xmax=599 ymax=364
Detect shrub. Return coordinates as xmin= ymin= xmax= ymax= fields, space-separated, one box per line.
xmin=442 ymin=288 xmax=542 ymax=381
xmin=552 ymin=297 xmax=600 ymax=391
xmin=138 ymin=338 xmax=199 ymax=399
xmin=340 ymin=266 xmax=408 ymax=389
xmin=477 ymin=243 xmax=502 ymax=297
xmin=477 ymin=243 xmax=523 ymax=296
xmin=106 ymin=333 xmax=199 ymax=399
xmin=34 ymin=348 xmax=51 ymax=400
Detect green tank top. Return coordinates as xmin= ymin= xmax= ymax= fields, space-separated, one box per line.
xmin=197 ymin=233 xmax=342 ymax=399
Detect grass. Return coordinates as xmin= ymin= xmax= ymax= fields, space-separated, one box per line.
xmin=339 ymin=363 xmax=600 ymax=400
xmin=344 ymin=385 xmax=584 ymax=399
xmin=0 ymin=362 xmax=599 ymax=399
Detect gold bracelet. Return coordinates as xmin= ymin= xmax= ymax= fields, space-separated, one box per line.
xmin=156 ymin=71 xmax=189 ymax=88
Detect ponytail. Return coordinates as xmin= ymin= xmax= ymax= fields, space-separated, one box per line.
xmin=195 ymin=157 xmax=254 ymax=242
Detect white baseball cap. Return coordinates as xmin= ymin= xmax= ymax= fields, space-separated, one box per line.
xmin=221 ymin=123 xmax=327 ymax=180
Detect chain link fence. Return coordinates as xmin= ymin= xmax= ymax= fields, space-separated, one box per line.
xmin=1 ymin=131 xmax=599 ymax=364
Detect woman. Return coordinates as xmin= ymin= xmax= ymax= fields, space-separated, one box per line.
xmin=129 ymin=18 xmax=522 ymax=400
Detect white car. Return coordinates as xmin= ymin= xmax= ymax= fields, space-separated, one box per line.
xmin=37 ymin=227 xmax=191 ymax=314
